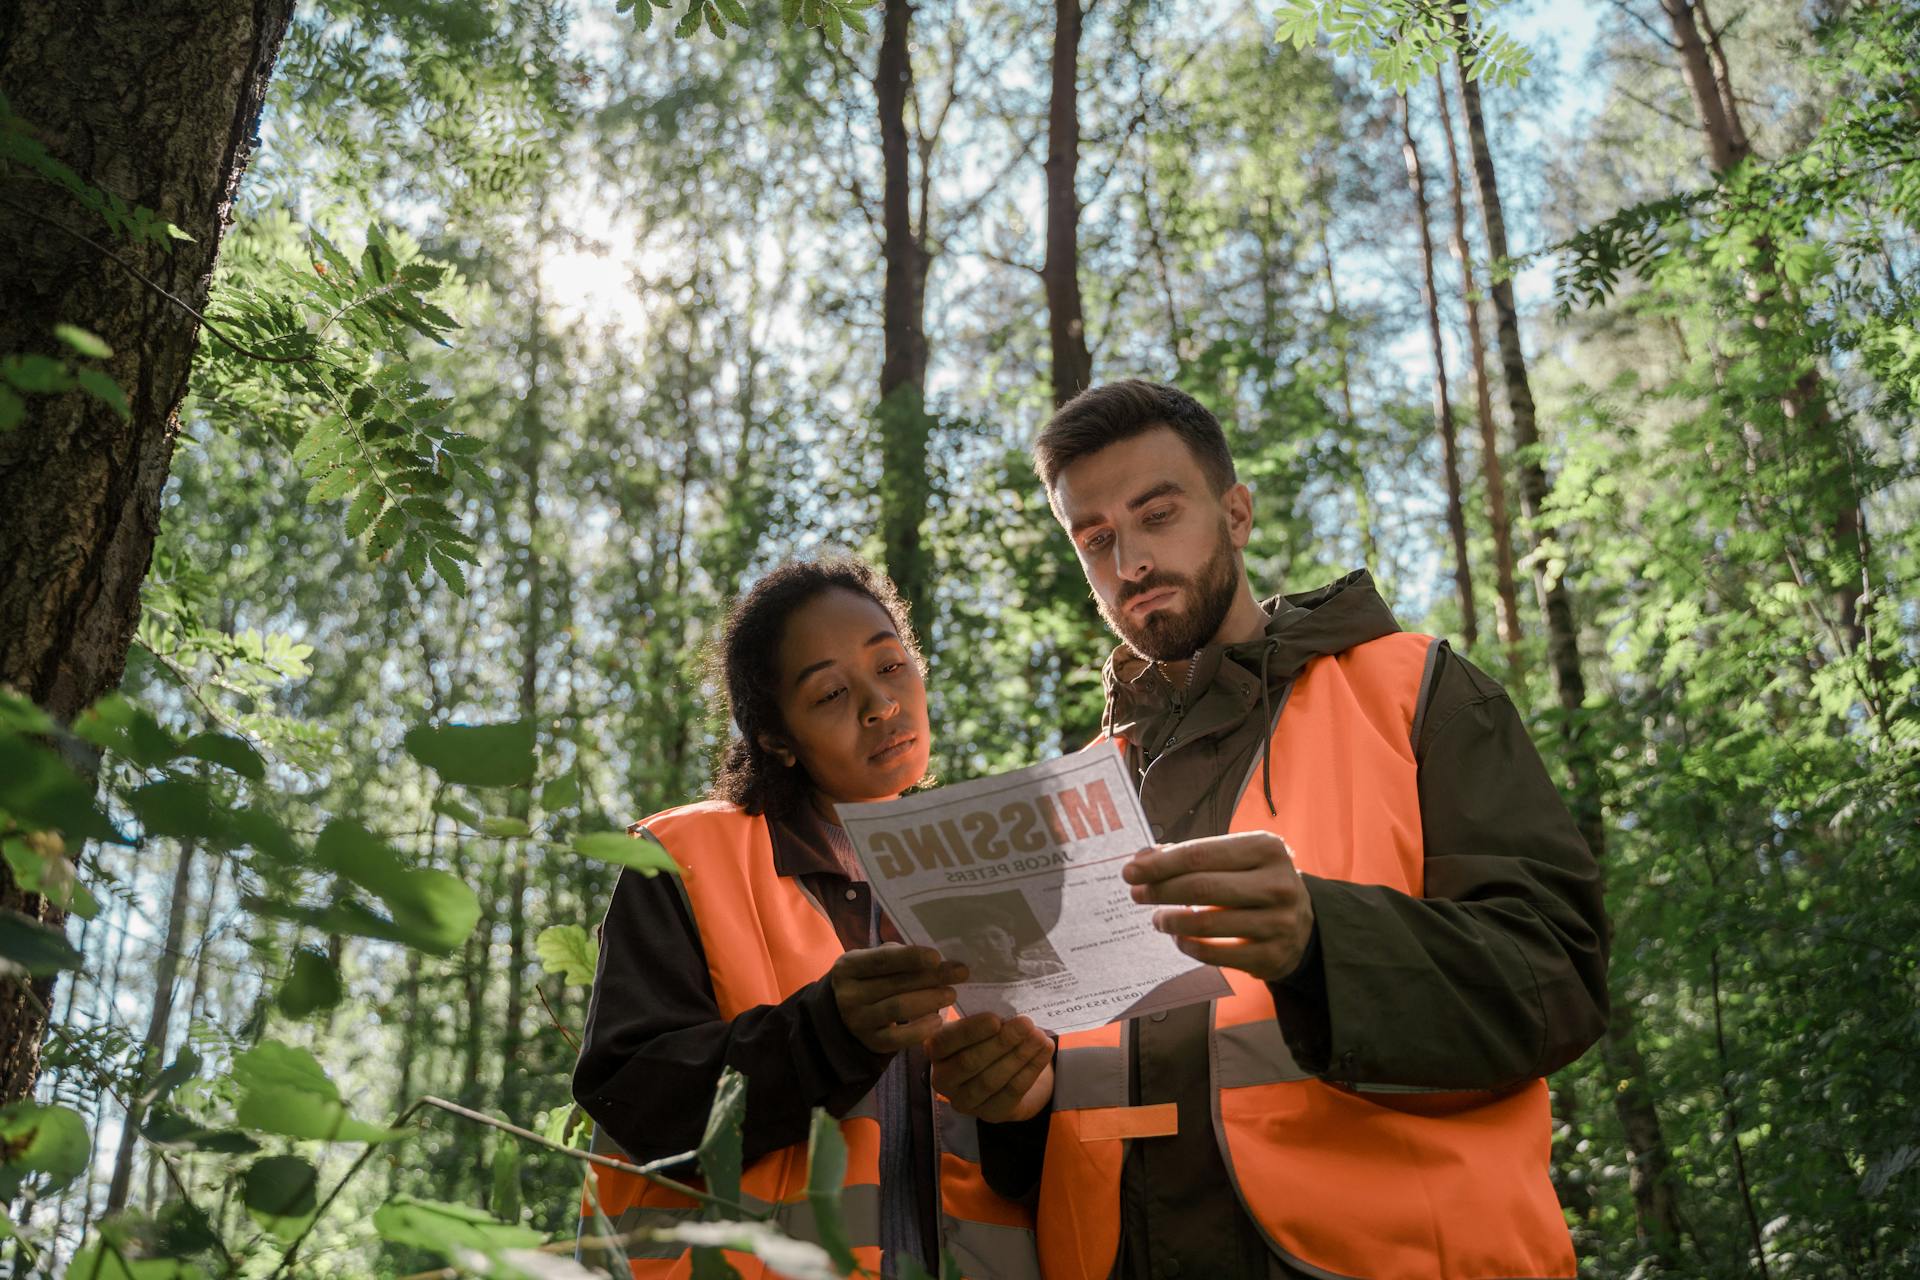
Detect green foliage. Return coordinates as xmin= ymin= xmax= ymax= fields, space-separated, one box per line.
xmin=1270 ymin=0 xmax=1531 ymax=89
xmin=403 ymin=719 xmax=538 ymax=788
xmin=574 ymin=830 xmax=682 ymax=876
xmin=231 ymin=1040 xmax=404 ymax=1143
xmin=805 ymin=1108 xmax=857 ymax=1275
xmin=0 ymin=1102 xmax=91 ymax=1201
xmin=535 ymin=925 xmax=597 ymax=986
xmin=371 ymin=1195 xmax=543 ymax=1257
xmin=0 ymin=325 xmax=129 ymax=429
xmin=276 ymin=948 xmax=346 ymax=1018
xmin=241 ymin=1154 xmax=320 ymax=1238
xmin=617 ymin=0 xmax=876 ymax=43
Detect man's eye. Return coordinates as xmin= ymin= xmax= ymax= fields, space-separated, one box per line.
xmin=1144 ymin=507 xmax=1174 ymax=525
xmin=1082 ymin=531 xmax=1112 ymax=552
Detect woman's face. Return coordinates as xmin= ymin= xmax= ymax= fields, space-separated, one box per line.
xmin=766 ymin=588 xmax=931 ymax=809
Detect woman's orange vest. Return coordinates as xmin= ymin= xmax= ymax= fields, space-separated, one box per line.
xmin=1041 ymin=633 xmax=1576 ymax=1280
xmin=578 ymin=802 xmax=1041 ymax=1280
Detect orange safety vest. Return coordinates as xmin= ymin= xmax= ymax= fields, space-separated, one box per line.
xmin=1040 ymin=633 xmax=1576 ymax=1280
xmin=578 ymin=801 xmax=1041 ymax=1280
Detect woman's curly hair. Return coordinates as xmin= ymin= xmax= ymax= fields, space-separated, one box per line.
xmin=709 ymin=556 xmax=922 ymax=819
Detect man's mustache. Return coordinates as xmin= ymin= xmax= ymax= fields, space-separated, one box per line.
xmin=1116 ymin=573 xmax=1189 ymax=610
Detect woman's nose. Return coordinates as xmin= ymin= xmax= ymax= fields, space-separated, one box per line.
xmin=861 ymin=688 xmax=900 ymax=724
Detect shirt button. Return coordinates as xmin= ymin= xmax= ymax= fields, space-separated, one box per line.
xmin=845 ymin=888 xmax=858 ymax=901
xmin=1150 ymin=1011 xmax=1167 ymax=1023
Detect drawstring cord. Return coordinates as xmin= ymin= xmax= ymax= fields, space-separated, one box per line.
xmin=1258 ymin=637 xmax=1279 ymax=817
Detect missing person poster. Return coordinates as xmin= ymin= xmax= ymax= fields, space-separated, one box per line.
xmin=837 ymin=747 xmax=1231 ymax=1034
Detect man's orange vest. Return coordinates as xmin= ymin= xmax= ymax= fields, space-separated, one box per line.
xmin=1040 ymin=633 xmax=1576 ymax=1280
xmin=578 ymin=802 xmax=1041 ymax=1280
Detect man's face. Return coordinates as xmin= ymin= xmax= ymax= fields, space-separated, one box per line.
xmin=1049 ymin=426 xmax=1252 ymax=662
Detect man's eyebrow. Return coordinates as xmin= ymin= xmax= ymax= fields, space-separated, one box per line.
xmin=1065 ymin=481 xmax=1188 ymax=538
xmin=790 ymin=632 xmax=899 ymax=687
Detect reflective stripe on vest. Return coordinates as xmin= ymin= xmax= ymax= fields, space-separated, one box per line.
xmin=574 ymin=802 xmax=1039 ymax=1280
xmin=1041 ymin=634 xmax=1577 ymax=1280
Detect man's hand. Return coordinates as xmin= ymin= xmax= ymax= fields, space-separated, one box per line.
xmin=1123 ymin=831 xmax=1315 ymax=981
xmin=929 ymin=1012 xmax=1055 ymax=1122
xmin=831 ymin=945 xmax=967 ymax=1054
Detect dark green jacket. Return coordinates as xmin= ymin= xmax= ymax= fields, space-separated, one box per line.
xmin=981 ymin=570 xmax=1609 ymax=1279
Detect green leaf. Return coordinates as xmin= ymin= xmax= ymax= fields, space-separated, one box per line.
xmin=540 ymin=768 xmax=581 ymax=812
xmin=52 ymin=324 xmax=112 ymax=359
xmin=242 ymin=1154 xmax=318 ymax=1239
xmin=1 ymin=354 xmax=70 ymax=394
xmin=478 ymin=815 xmax=531 ymax=837
xmin=65 ymin=1244 xmax=202 ymax=1280
xmin=535 ymin=924 xmax=597 ymax=986
xmin=73 ymin=694 xmax=179 ymax=768
xmin=427 ymin=545 xmax=468 ymax=597
xmin=432 ymin=794 xmax=485 ymax=829
xmin=155 ymin=1200 xmax=220 ymax=1257
xmin=0 ymin=690 xmax=56 ymax=735
xmin=232 ymin=1040 xmax=403 ymax=1143
xmin=403 ymin=719 xmax=536 ymax=787
xmin=1 ymin=835 xmax=97 ymax=919
xmin=139 ymin=1107 xmax=259 ymax=1154
xmin=127 ymin=779 xmax=227 ymax=844
xmin=805 ymin=1108 xmax=857 ymax=1274
xmin=0 ymin=387 xmax=21 ymax=430
xmin=0 ymin=736 xmax=130 ymax=843
xmin=276 ymin=947 xmax=344 ymax=1018
xmin=312 ymin=819 xmax=481 ymax=954
xmin=0 ymin=910 xmax=83 ymax=977
xmin=344 ymin=488 xmax=386 ymax=540
xmin=372 ymin=1196 xmax=542 ymax=1257
xmin=574 ymin=830 xmax=680 ymax=877
xmin=177 ymin=731 xmax=266 ymax=780
xmin=698 ymin=1066 xmax=748 ymax=1210
xmin=651 ymin=1222 xmax=836 ymax=1280
xmin=75 ymin=369 xmax=129 ymax=419
xmin=489 ymin=1139 xmax=524 ymax=1224
xmin=0 ymin=1102 xmax=90 ymax=1200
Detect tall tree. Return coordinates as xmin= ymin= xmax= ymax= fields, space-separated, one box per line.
xmin=1435 ymin=69 xmax=1522 ymax=674
xmin=875 ymin=0 xmax=936 ymax=619
xmin=1655 ymin=0 xmax=1873 ymax=668
xmin=1044 ymin=0 xmax=1093 ymax=408
xmin=1450 ymin=29 xmax=1690 ymax=1259
xmin=0 ymin=0 xmax=298 ymax=1105
xmin=1398 ymin=93 xmax=1476 ymax=648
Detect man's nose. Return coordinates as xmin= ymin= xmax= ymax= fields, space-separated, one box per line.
xmin=1113 ymin=530 xmax=1153 ymax=582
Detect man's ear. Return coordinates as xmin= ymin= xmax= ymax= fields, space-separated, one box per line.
xmin=757 ymin=733 xmax=798 ymax=768
xmin=1223 ymin=481 xmax=1255 ymax=549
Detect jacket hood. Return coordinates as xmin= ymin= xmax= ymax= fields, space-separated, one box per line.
xmin=1103 ymin=568 xmax=1401 ymax=729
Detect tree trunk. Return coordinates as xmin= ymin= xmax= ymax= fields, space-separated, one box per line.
xmin=498 ymin=195 xmax=548 ymax=1129
xmin=103 ymin=840 xmax=197 ymax=1214
xmin=1043 ymin=0 xmax=1092 ymax=409
xmin=0 ymin=0 xmax=297 ymax=1107
xmin=1452 ymin=38 xmax=1690 ymax=1260
xmin=1437 ymin=69 xmax=1523 ymax=676
xmin=1399 ymin=94 xmax=1477 ymax=650
xmin=875 ymin=0 xmax=935 ymax=621
xmin=1318 ymin=227 xmax=1381 ymax=576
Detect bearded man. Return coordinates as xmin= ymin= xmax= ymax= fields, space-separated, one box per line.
xmin=928 ymin=380 xmax=1608 ymax=1280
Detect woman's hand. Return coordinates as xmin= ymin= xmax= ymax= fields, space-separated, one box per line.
xmin=929 ymin=1012 xmax=1055 ymax=1122
xmin=831 ymin=944 xmax=968 ymax=1054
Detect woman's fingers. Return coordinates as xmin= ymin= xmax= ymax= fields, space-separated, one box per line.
xmin=836 ymin=964 xmax=967 ymax=1009
xmin=928 ymin=1013 xmax=1004 ymax=1060
xmin=952 ymin=1035 xmax=1051 ymax=1113
xmin=866 ymin=1011 xmax=946 ymax=1052
xmin=833 ymin=944 xmax=948 ymax=978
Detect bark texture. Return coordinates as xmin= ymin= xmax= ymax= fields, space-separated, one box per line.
xmin=875 ymin=0 xmax=935 ymax=621
xmin=1399 ymin=94 xmax=1476 ymax=650
xmin=1452 ymin=40 xmax=1689 ymax=1260
xmin=1043 ymin=0 xmax=1092 ymax=409
xmin=0 ymin=0 xmax=297 ymax=1105
xmin=1437 ymin=69 xmax=1523 ymax=675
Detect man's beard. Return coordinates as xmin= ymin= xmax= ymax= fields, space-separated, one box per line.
xmin=1097 ymin=522 xmax=1241 ymax=662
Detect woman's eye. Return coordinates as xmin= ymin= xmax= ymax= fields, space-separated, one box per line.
xmin=880 ymin=661 xmax=903 ymax=674
xmin=815 ymin=687 xmax=845 ymax=706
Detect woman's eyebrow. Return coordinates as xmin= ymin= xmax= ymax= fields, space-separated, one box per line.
xmin=790 ymin=633 xmax=897 ymax=687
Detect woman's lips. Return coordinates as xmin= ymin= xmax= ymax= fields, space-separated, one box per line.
xmin=869 ymin=734 xmax=917 ymax=765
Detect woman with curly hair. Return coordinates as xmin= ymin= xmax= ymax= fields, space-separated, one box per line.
xmin=573 ymin=557 xmax=1044 ymax=1280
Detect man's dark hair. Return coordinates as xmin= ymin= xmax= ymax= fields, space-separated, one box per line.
xmin=709 ymin=556 xmax=920 ymax=820
xmin=1032 ymin=379 xmax=1236 ymax=494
